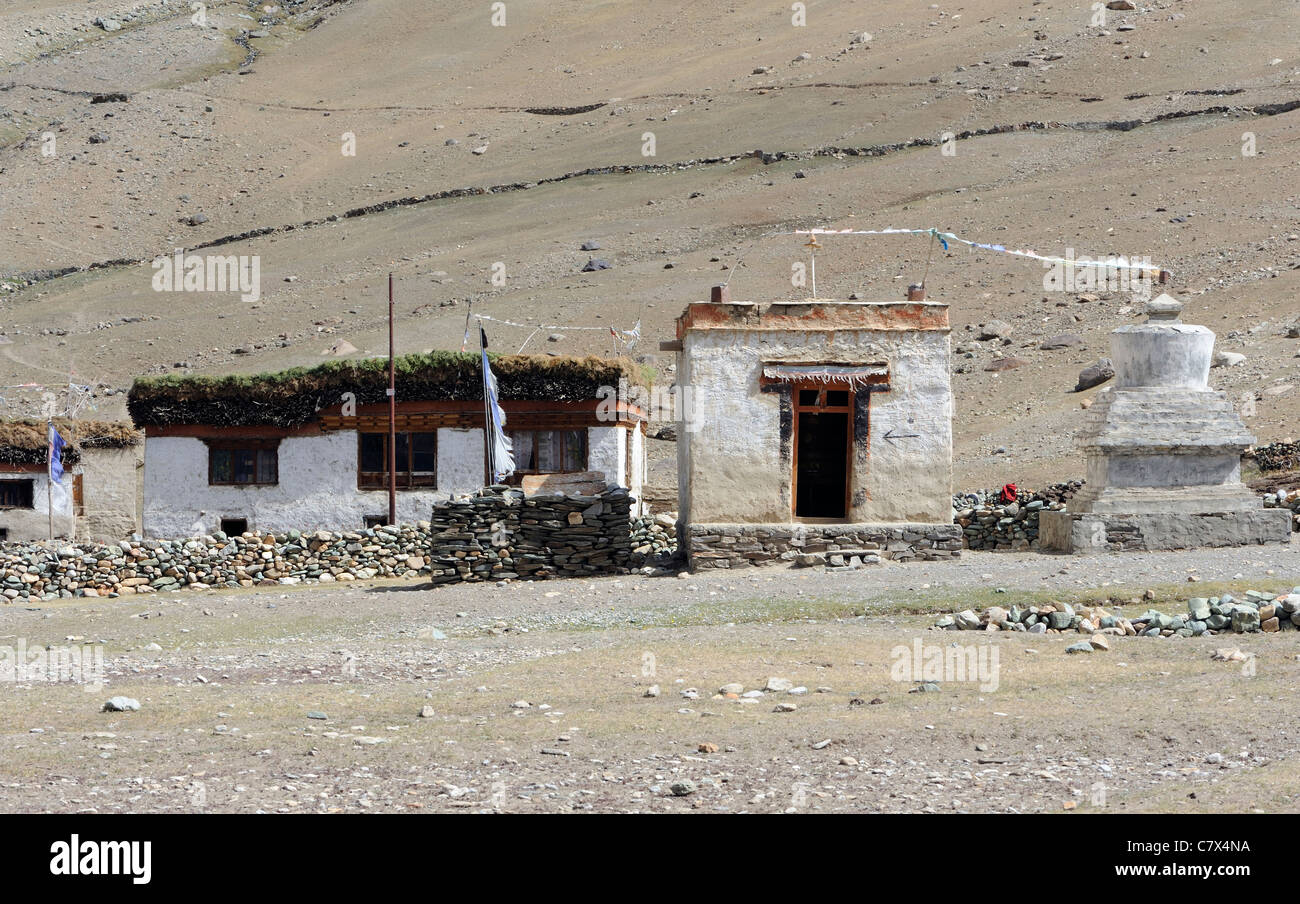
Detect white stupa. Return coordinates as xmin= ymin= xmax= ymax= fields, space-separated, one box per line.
xmin=1041 ymin=295 xmax=1291 ymax=551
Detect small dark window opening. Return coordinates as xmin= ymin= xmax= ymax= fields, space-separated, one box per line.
xmin=0 ymin=480 xmax=35 ymax=509
xmin=0 ymin=528 xmax=8 ymax=542
xmin=220 ymin=517 xmax=248 ymax=536
xmin=363 ymin=514 xmax=388 ymax=529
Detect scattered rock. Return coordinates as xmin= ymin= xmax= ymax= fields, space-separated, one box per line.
xmin=102 ymin=697 xmax=139 ymax=712
xmin=978 ymin=320 xmax=1013 ymax=341
xmin=1039 ymin=333 xmax=1084 ymax=350
xmin=984 ymin=356 xmax=1030 ymax=373
xmin=1213 ymin=351 xmax=1246 ymax=368
xmin=1074 ymin=358 xmax=1115 ymax=391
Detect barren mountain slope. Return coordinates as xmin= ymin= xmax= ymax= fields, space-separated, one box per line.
xmin=1 ymin=0 xmax=1298 ymax=490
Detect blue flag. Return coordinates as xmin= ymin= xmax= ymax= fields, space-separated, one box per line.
xmin=48 ymin=423 xmax=66 ymax=483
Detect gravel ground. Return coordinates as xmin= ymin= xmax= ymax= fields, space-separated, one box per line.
xmin=1 ymin=540 xmax=1298 ymax=813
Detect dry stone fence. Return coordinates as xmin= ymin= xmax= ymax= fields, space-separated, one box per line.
xmin=0 ymin=486 xmax=679 ymax=601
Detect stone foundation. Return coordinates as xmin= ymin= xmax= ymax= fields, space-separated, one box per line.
xmin=1039 ymin=509 xmax=1291 ymax=553
xmin=685 ymin=522 xmax=962 ymax=569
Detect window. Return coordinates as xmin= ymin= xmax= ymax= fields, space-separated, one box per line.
xmin=508 ymin=429 xmax=587 ymax=474
xmin=0 ymin=480 xmax=35 ymax=509
xmin=220 ymin=518 xmax=248 ymax=536
xmin=358 ymin=431 xmax=437 ymax=489
xmin=209 ymin=442 xmax=279 ymax=486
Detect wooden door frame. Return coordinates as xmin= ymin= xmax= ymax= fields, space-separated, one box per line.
xmin=791 ymin=384 xmax=854 ymax=522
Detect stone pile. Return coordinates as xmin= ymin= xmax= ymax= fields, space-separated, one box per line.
xmin=1249 ymin=441 xmax=1300 ymax=473
xmin=1262 ymin=490 xmax=1300 ymax=531
xmin=936 ymin=589 xmax=1300 ymax=637
xmin=951 ymin=483 xmax=1083 ymax=551
xmin=424 ymin=486 xmax=633 ymax=584
xmin=629 ymin=512 xmax=678 ymax=568
xmin=0 ymin=486 xmax=639 ymax=600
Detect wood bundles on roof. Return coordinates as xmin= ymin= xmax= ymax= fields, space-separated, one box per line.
xmin=0 ymin=419 xmax=141 ymax=466
xmin=127 ymin=351 xmax=653 ymax=429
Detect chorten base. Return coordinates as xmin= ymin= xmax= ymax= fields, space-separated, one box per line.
xmin=1039 ymin=509 xmax=1291 ymax=553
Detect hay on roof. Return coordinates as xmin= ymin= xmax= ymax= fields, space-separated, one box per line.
xmin=128 ymin=351 xmax=653 ymax=428
xmin=0 ymin=419 xmax=140 ymax=466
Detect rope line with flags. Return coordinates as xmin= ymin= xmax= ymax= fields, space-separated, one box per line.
xmin=723 ymin=225 xmax=1170 ymax=288
xmin=473 ymin=313 xmax=642 ymax=353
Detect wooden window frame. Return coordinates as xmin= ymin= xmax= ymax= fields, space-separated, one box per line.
xmin=505 ymin=428 xmax=589 ymax=480
xmin=791 ymin=385 xmax=854 ymax=522
xmin=207 ymin=439 xmax=280 ymax=487
xmin=357 ymin=430 xmax=437 ymax=490
xmin=0 ymin=478 xmax=36 ymax=510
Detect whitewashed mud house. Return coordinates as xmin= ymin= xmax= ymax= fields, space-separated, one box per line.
xmin=1041 ymin=296 xmax=1291 ymax=551
xmin=670 ymin=286 xmax=961 ymax=569
xmin=0 ymin=420 xmax=142 ymax=542
xmin=128 ymin=353 xmax=648 ymax=537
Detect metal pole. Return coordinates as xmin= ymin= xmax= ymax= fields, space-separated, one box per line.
xmin=387 ymin=273 xmax=397 ymax=526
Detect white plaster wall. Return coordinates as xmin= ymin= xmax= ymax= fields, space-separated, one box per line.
xmin=0 ymin=470 xmax=74 ymax=540
xmin=144 ymin=431 xmax=468 ymax=537
xmin=439 ymin=428 xmax=485 ymax=495
xmin=588 ymin=426 xmax=625 ymax=486
xmin=681 ymin=327 xmax=952 ymax=524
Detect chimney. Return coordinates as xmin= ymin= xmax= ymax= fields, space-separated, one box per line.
xmin=906 ymin=283 xmax=926 ymax=301
xmin=710 ymin=284 xmax=731 ymax=304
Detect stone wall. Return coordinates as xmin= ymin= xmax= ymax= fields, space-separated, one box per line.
xmin=425 ymin=486 xmax=633 ymax=583
xmin=0 ymin=486 xmax=641 ymax=601
xmin=685 ymin=522 xmax=962 ymax=569
xmin=953 ymin=482 xmax=1082 ymax=551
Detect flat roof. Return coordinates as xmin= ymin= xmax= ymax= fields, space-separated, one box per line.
xmin=677 ymin=299 xmax=950 ymax=337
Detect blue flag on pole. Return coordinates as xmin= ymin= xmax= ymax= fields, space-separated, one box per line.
xmin=48 ymin=423 xmax=66 ymax=483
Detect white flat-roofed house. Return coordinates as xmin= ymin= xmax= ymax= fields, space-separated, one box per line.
xmin=128 ymin=352 xmax=648 ymax=537
xmin=0 ymin=420 xmax=141 ymax=542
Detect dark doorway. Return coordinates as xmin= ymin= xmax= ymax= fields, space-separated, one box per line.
xmin=793 ymin=386 xmax=852 ymax=519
